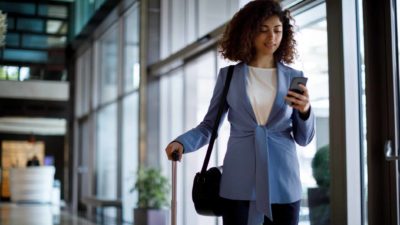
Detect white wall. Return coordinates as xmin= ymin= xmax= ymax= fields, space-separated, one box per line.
xmin=0 ymin=80 xmax=69 ymax=101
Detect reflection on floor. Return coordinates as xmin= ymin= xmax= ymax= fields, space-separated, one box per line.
xmin=0 ymin=203 xmax=130 ymax=225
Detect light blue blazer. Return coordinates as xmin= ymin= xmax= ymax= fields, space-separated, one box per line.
xmin=175 ymin=62 xmax=315 ymax=221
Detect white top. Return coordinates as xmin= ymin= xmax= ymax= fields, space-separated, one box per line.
xmin=246 ymin=66 xmax=277 ymax=125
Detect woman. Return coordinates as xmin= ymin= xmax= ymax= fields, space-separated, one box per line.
xmin=165 ymin=0 xmax=315 ymax=224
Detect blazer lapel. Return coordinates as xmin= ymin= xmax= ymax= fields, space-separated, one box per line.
xmin=266 ymin=62 xmax=288 ymax=126
xmin=238 ymin=63 xmax=258 ymax=124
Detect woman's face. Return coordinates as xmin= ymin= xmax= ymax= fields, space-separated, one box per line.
xmin=253 ymin=15 xmax=283 ymax=57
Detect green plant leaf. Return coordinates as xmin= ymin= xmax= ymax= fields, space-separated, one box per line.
xmin=311 ymin=145 xmax=330 ymax=188
xmin=132 ymin=168 xmax=170 ymax=209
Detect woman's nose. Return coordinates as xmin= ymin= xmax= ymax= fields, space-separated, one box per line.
xmin=266 ymin=31 xmax=274 ymax=40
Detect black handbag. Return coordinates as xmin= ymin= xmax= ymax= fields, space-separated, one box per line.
xmin=192 ymin=65 xmax=234 ymax=216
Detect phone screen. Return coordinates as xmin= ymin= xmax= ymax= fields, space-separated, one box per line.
xmin=286 ymin=77 xmax=308 ymax=105
xmin=289 ymin=77 xmax=308 ymax=94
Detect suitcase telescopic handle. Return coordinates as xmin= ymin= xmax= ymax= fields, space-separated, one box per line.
xmin=171 ymin=150 xmax=179 ymax=225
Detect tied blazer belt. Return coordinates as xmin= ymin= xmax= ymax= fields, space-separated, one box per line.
xmin=230 ymin=125 xmax=292 ymax=221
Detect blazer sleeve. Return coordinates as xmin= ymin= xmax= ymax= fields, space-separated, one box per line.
xmin=174 ymin=67 xmax=230 ymax=153
xmin=291 ymin=71 xmax=316 ymax=146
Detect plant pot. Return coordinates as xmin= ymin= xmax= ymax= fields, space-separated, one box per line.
xmin=307 ymin=187 xmax=330 ymax=225
xmin=133 ymin=208 xmax=167 ymax=225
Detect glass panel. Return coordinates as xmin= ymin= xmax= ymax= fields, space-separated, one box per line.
xmin=82 ymin=49 xmax=91 ymax=115
xmin=0 ymin=66 xmax=19 ymax=80
xmin=171 ymin=0 xmax=186 ymax=53
xmin=159 ymin=68 xmax=184 ymax=225
xmin=198 ymin=0 xmax=230 ymax=37
xmin=22 ymin=34 xmax=65 ymax=49
xmin=0 ymin=2 xmax=35 ymax=15
xmin=96 ymin=103 xmax=118 ymax=216
xmin=292 ymin=4 xmax=330 ymax=225
xmin=123 ymin=6 xmax=140 ymax=92
xmin=78 ymin=119 xmax=91 ymax=205
xmin=38 ymin=5 xmax=68 ymax=19
xmin=4 ymin=49 xmax=48 ymax=63
xmin=122 ymin=92 xmax=139 ymax=222
xmin=5 ymin=33 xmax=19 ymax=47
xmin=76 ymin=49 xmax=91 ymax=117
xmin=47 ymin=20 xmax=68 ymax=35
xmin=160 ymin=0 xmax=168 ymax=58
xmin=239 ymin=0 xmax=251 ymax=7
xmin=182 ymin=51 xmax=218 ymax=225
xmin=7 ymin=17 xmax=15 ymax=29
xmin=47 ymin=36 xmax=66 ymax=47
xmin=17 ymin=19 xmax=44 ymax=32
xmin=186 ymin=0 xmax=197 ymax=45
xmin=157 ymin=51 xmax=226 ymax=225
xmin=19 ymin=67 xmax=30 ymax=81
xmin=98 ymin=24 xmax=119 ymax=104
xmin=92 ymin=42 xmax=100 ymax=109
xmin=75 ymin=54 xmax=84 ymax=117
xmin=22 ymin=35 xmax=46 ymax=49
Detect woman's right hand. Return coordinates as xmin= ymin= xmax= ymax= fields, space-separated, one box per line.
xmin=165 ymin=141 xmax=184 ymax=161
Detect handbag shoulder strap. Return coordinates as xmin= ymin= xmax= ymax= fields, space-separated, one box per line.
xmin=200 ymin=65 xmax=234 ymax=174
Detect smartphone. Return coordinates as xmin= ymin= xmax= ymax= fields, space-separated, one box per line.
xmin=286 ymin=77 xmax=308 ymax=105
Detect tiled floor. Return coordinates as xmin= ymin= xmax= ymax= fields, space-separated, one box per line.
xmin=0 ymin=203 xmax=129 ymax=225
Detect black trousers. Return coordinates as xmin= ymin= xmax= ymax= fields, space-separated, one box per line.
xmin=222 ymin=198 xmax=300 ymax=225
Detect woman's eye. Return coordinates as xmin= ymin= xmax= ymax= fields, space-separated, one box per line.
xmin=274 ymin=30 xmax=282 ymax=33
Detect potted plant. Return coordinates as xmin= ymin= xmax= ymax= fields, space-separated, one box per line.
xmin=131 ymin=167 xmax=170 ymax=225
xmin=308 ymin=144 xmax=330 ymax=225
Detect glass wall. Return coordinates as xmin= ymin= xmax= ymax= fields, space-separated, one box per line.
xmin=159 ymin=50 xmax=226 ymax=225
xmin=159 ymin=68 xmax=185 ymax=225
xmin=160 ymin=0 xmax=239 ymax=58
xmin=78 ymin=118 xmax=91 ymax=209
xmin=96 ymin=103 xmax=118 ymax=200
xmin=73 ymin=2 xmax=140 ymax=222
xmin=98 ymin=24 xmax=119 ymax=104
xmin=122 ymin=92 xmax=139 ymax=221
xmin=75 ymin=49 xmax=91 ymax=117
xmin=123 ymin=6 xmax=140 ymax=93
xmin=198 ymin=0 xmax=235 ymax=37
xmin=292 ymin=3 xmax=330 ymax=225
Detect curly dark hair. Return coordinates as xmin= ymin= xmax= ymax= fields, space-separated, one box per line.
xmin=219 ymin=0 xmax=297 ymax=64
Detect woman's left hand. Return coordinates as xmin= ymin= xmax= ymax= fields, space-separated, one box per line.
xmin=284 ymin=84 xmax=310 ymax=114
